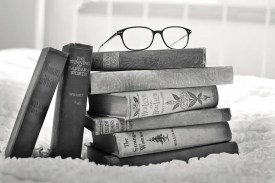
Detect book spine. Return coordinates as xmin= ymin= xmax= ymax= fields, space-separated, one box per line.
xmin=5 ymin=48 xmax=68 ymax=158
xmin=129 ymin=107 xmax=231 ymax=130
xmin=85 ymin=116 xmax=126 ymax=135
xmin=87 ymin=142 xmax=239 ymax=166
xmin=50 ymin=43 xmax=92 ymax=159
xmin=93 ymin=122 xmax=232 ymax=157
xmin=119 ymin=142 xmax=238 ymax=166
xmin=89 ymin=66 xmax=233 ymax=94
xmin=86 ymin=108 xmax=231 ymax=135
xmin=126 ymin=86 xmax=218 ymax=119
xmin=221 ymin=108 xmax=231 ymax=121
xmin=91 ymin=48 xmax=206 ymax=71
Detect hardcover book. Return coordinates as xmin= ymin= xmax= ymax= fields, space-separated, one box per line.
xmin=88 ymin=86 xmax=218 ymax=120
xmin=5 ymin=48 xmax=68 ymax=158
xmin=92 ymin=122 xmax=232 ymax=158
xmin=50 ymin=43 xmax=92 ymax=159
xmin=89 ymin=66 xmax=233 ymax=94
xmin=85 ymin=108 xmax=231 ymax=135
xmin=91 ymin=48 xmax=206 ymax=71
xmin=87 ymin=142 xmax=239 ymax=166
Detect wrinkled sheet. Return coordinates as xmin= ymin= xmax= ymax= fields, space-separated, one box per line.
xmin=0 ymin=49 xmax=274 ymax=183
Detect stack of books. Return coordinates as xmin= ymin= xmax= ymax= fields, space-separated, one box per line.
xmin=85 ymin=48 xmax=238 ymax=166
xmin=4 ymin=44 xmax=238 ymax=164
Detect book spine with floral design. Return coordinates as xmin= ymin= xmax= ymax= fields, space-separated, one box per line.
xmin=92 ymin=122 xmax=232 ymax=158
xmin=89 ymin=66 xmax=233 ymax=94
xmin=126 ymin=86 xmax=218 ymax=119
xmin=50 ymin=43 xmax=92 ymax=159
xmin=88 ymin=86 xmax=218 ymax=120
xmin=86 ymin=108 xmax=231 ymax=135
xmin=5 ymin=48 xmax=68 ymax=158
xmin=91 ymin=48 xmax=206 ymax=71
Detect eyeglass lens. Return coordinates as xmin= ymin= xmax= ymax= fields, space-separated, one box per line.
xmin=163 ymin=27 xmax=189 ymax=49
xmin=122 ymin=27 xmax=153 ymax=50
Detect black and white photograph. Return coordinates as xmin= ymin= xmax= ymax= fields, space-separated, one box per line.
xmin=0 ymin=0 xmax=275 ymax=182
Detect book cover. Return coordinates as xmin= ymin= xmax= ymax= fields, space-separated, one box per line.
xmin=92 ymin=122 xmax=232 ymax=158
xmin=85 ymin=108 xmax=231 ymax=135
xmin=50 ymin=43 xmax=92 ymax=159
xmin=89 ymin=66 xmax=233 ymax=94
xmin=5 ymin=48 xmax=68 ymax=158
xmin=88 ymin=86 xmax=218 ymax=120
xmin=91 ymin=48 xmax=206 ymax=71
xmin=87 ymin=141 xmax=239 ymax=166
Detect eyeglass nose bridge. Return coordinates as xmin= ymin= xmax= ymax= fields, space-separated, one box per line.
xmin=153 ymin=30 xmax=162 ymax=35
xmin=151 ymin=30 xmax=166 ymax=47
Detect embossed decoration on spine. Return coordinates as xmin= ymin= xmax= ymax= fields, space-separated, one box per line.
xmin=147 ymin=134 xmax=170 ymax=144
xmin=102 ymin=52 xmax=120 ymax=70
xmin=166 ymin=92 xmax=210 ymax=110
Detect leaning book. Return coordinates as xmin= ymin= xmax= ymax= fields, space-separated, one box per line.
xmin=51 ymin=43 xmax=93 ymax=159
xmin=5 ymin=48 xmax=68 ymax=158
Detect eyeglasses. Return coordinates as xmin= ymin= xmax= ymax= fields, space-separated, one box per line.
xmin=98 ymin=26 xmax=192 ymax=51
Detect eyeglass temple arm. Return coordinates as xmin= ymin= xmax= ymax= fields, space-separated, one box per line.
xmin=98 ymin=32 xmax=118 ymax=52
xmin=168 ymin=34 xmax=188 ymax=48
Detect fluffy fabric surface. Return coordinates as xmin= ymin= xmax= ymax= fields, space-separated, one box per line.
xmin=0 ymin=49 xmax=275 ymax=183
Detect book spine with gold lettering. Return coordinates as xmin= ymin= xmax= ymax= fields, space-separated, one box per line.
xmin=91 ymin=48 xmax=206 ymax=71
xmin=50 ymin=43 xmax=92 ymax=159
xmin=92 ymin=122 xmax=232 ymax=158
xmin=5 ymin=48 xmax=68 ymax=158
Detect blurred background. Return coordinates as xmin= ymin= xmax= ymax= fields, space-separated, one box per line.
xmin=1 ymin=0 xmax=275 ymax=78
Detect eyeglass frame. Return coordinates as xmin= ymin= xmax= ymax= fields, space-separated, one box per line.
xmin=98 ymin=26 xmax=192 ymax=51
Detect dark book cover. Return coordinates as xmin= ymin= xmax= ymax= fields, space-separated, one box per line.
xmin=5 ymin=47 xmax=68 ymax=158
xmin=92 ymin=48 xmax=206 ymax=71
xmin=87 ymin=142 xmax=239 ymax=166
xmin=50 ymin=43 xmax=92 ymax=159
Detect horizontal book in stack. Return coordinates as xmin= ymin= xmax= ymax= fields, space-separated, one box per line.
xmin=85 ymin=48 xmax=238 ymax=166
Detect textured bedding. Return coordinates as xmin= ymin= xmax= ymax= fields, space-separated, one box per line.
xmin=0 ymin=49 xmax=275 ymax=183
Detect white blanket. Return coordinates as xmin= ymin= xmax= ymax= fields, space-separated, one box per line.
xmin=0 ymin=49 xmax=275 ymax=183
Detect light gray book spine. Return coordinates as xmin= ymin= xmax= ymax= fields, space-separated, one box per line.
xmin=87 ymin=108 xmax=231 ymax=135
xmin=93 ymin=122 xmax=232 ymax=158
xmin=89 ymin=86 xmax=219 ymax=119
xmin=89 ymin=66 xmax=233 ymax=94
